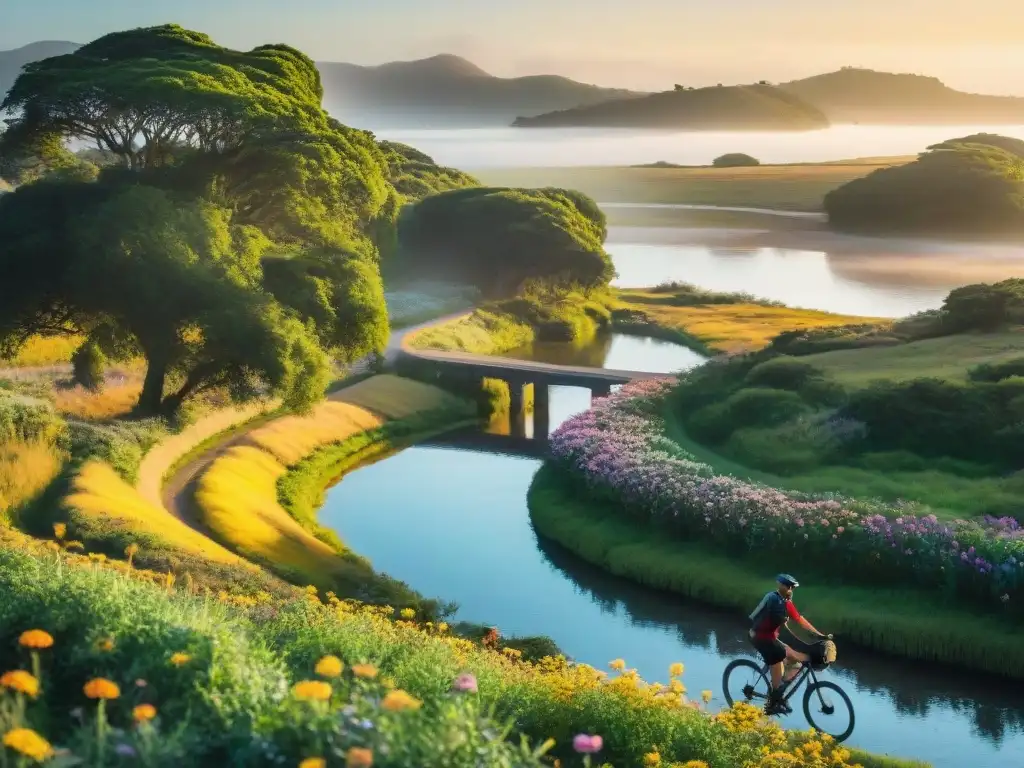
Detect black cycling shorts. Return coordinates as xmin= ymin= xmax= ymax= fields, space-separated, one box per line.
xmin=752 ymin=636 xmax=787 ymax=666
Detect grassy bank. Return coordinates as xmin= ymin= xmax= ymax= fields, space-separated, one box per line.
xmin=528 ymin=462 xmax=1024 ymax=681
xmin=473 ymin=159 xmax=913 ymax=212
xmin=193 ymin=376 xmax=476 ymax=607
xmin=614 ymin=287 xmax=883 ymax=353
xmin=0 ymin=537 xmax=926 ymax=768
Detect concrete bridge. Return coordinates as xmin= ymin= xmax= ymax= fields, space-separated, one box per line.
xmin=393 ymin=314 xmax=665 ymax=443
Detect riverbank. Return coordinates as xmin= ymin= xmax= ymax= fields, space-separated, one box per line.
xmin=473 ymin=158 xmax=913 ymax=212
xmin=528 ymin=463 xmax=1024 ymax=681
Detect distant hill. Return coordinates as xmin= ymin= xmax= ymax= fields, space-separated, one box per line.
xmin=0 ymin=41 xmax=81 ymax=98
xmin=317 ymin=54 xmax=643 ymax=129
xmin=512 ymin=84 xmax=829 ymax=131
xmin=781 ymin=68 xmax=1024 ymax=124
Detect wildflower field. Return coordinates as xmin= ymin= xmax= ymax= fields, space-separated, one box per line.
xmin=0 ymin=536 xmax=921 ymax=767
xmin=543 ymin=379 xmax=1024 ymax=675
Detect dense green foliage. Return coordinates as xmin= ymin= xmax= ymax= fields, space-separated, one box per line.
xmin=397 ymin=186 xmax=614 ymax=296
xmin=712 ymin=153 xmax=760 ymax=167
xmin=825 ymin=133 xmax=1024 ymax=234
xmin=0 ymin=24 xmax=395 ymax=415
xmin=380 ymin=141 xmax=478 ymax=200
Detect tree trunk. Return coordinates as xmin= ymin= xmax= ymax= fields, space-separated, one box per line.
xmin=137 ymin=354 xmax=168 ymax=416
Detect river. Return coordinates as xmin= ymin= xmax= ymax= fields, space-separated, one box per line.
xmin=323 ymin=204 xmax=1024 ymax=764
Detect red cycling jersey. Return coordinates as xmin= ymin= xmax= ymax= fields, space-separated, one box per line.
xmin=750 ymin=592 xmax=802 ymax=640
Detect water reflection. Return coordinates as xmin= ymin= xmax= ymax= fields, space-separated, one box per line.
xmin=503 ymin=332 xmax=706 ymax=374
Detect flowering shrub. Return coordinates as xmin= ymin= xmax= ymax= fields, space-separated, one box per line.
xmin=549 ymin=379 xmax=1024 ymax=614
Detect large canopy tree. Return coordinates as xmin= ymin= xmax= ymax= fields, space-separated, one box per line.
xmin=0 ymin=25 xmax=391 ymax=414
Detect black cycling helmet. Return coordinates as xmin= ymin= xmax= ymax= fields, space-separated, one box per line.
xmin=777 ymin=573 xmax=799 ymax=588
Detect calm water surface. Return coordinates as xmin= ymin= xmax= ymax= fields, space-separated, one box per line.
xmin=321 ymin=385 xmax=1024 ymax=768
xmin=503 ymin=332 xmax=706 ymax=373
xmin=374 ymin=125 xmax=1024 ymax=168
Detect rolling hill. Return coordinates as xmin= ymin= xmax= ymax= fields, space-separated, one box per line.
xmin=511 ymin=84 xmax=830 ymax=131
xmin=317 ymin=54 xmax=643 ymax=128
xmin=781 ymin=68 xmax=1024 ymax=124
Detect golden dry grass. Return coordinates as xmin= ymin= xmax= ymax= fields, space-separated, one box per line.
xmin=136 ymin=399 xmax=280 ymax=508
xmin=472 ymin=159 xmax=913 ymax=212
xmin=193 ymin=445 xmax=343 ymax=583
xmin=617 ymin=290 xmax=881 ymax=353
xmin=64 ymin=461 xmax=240 ymax=563
xmin=52 ymin=381 xmax=143 ymax=421
xmin=0 ymin=439 xmax=65 ymax=520
xmin=334 ymin=374 xmax=465 ymax=420
xmin=244 ymin=401 xmax=383 ymax=466
xmin=1 ymin=335 xmax=82 ymax=367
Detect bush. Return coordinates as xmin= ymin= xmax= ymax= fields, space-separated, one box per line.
xmin=712 ymin=152 xmax=760 ymax=168
xmin=969 ymin=357 xmax=1024 ymax=382
xmin=941 ymin=279 xmax=1024 ymax=332
xmin=71 ymin=340 xmax=106 ymax=391
xmin=687 ymin=387 xmax=809 ymax=444
xmin=0 ymin=393 xmax=66 ymax=444
xmin=63 ymin=418 xmax=168 ymax=481
xmin=744 ymin=357 xmax=824 ymax=391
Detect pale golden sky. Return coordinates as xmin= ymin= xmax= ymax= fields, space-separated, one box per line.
xmin=5 ymin=0 xmax=1024 ymax=94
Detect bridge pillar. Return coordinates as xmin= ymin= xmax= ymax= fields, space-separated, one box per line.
xmin=590 ymin=382 xmax=612 ymax=400
xmin=533 ymin=383 xmax=550 ymax=441
xmin=509 ymin=382 xmax=527 ymax=438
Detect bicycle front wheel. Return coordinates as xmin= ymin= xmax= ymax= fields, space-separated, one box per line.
xmin=803 ymin=680 xmax=855 ymax=742
xmin=722 ymin=658 xmax=771 ymax=708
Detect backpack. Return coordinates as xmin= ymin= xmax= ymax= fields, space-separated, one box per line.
xmin=749 ymin=591 xmax=787 ymax=631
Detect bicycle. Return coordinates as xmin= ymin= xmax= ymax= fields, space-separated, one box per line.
xmin=721 ymin=633 xmax=856 ymax=743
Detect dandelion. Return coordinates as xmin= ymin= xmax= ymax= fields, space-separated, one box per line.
xmin=133 ymin=704 xmax=157 ymax=723
xmin=701 ymin=689 xmax=713 ymax=703
xmin=452 ymin=672 xmax=478 ymax=693
xmin=572 ymin=734 xmax=603 ymax=754
xmin=83 ymin=678 xmax=120 ymax=700
xmin=169 ymin=652 xmax=191 ymax=667
xmin=314 ymin=655 xmax=343 ymax=678
xmin=437 ymin=622 xmax=449 ymax=633
xmin=669 ymin=662 xmax=684 ymax=678
xmin=292 ymin=680 xmax=332 ymax=701
xmin=53 ymin=523 xmax=66 ymax=541
xmin=0 ymin=670 xmax=39 ymax=698
xmin=3 ymin=728 xmax=53 ymax=761
xmin=345 ymin=747 xmax=374 ymax=767
xmin=381 ymin=689 xmax=421 ymax=712
xmin=351 ymin=663 xmax=378 ymax=679
xmin=609 ymin=658 xmax=626 ymax=672
xmin=644 ymin=751 xmax=661 ymax=766
xmin=299 ymin=759 xmax=326 ymax=768
xmin=19 ymin=630 xmax=53 ymax=650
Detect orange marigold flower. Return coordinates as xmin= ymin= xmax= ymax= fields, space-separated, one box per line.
xmin=314 ymin=655 xmax=343 ymax=678
xmin=346 ymin=747 xmax=374 ymax=767
xmin=83 ymin=678 xmax=120 ymax=700
xmin=18 ymin=630 xmax=54 ymax=650
xmin=2 ymin=728 xmax=53 ymax=761
xmin=52 ymin=523 xmax=66 ymax=540
xmin=133 ymin=704 xmax=157 ymax=723
xmin=0 ymin=670 xmax=39 ymax=698
xmin=292 ymin=680 xmax=332 ymax=701
xmin=351 ymin=663 xmax=378 ymax=679
xmin=381 ymin=689 xmax=421 ymax=712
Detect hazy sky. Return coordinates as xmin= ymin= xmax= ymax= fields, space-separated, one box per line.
xmin=3 ymin=0 xmax=1023 ymax=94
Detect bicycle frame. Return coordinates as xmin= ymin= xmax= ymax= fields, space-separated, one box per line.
xmin=756 ymin=658 xmax=818 ymax=705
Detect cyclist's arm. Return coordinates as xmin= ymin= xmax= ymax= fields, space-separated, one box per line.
xmin=788 ymin=602 xmax=825 ymax=636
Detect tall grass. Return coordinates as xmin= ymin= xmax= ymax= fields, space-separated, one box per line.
xmin=0 ymin=439 xmax=65 ymax=524
xmin=0 ymin=335 xmax=82 ymax=367
xmin=52 ymin=380 xmax=143 ymax=420
xmin=528 ymin=463 xmax=1024 ymax=679
xmin=408 ymin=309 xmax=534 ymax=354
xmin=245 ymin=401 xmax=384 ymax=465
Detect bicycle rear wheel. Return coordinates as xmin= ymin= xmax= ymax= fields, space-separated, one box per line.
xmin=803 ymin=680 xmax=855 ymax=742
xmin=722 ymin=658 xmax=771 ymax=708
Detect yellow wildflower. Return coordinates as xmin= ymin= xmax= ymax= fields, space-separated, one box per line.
xmin=292 ymin=680 xmax=332 ymax=701
xmin=680 ymin=762 xmax=710 ymax=768
xmin=299 ymin=759 xmax=326 ymax=768
xmin=18 ymin=630 xmax=54 ymax=650
xmin=609 ymin=658 xmax=626 ymax=671
xmin=3 ymin=728 xmax=53 ymax=761
xmin=133 ymin=704 xmax=157 ymax=722
xmin=53 ymin=523 xmax=66 ymax=540
xmin=381 ymin=689 xmax=421 ymax=712
xmin=0 ymin=670 xmax=39 ymax=698
xmin=644 ymin=751 xmax=661 ymax=766
xmin=315 ymin=655 xmax=343 ymax=678
xmin=669 ymin=662 xmax=684 ymax=678
xmin=437 ymin=622 xmax=449 ymax=633
xmin=97 ymin=637 xmax=115 ymax=652
xmin=169 ymin=652 xmax=191 ymax=667
xmin=351 ymin=663 xmax=378 ymax=679
xmin=65 ymin=540 xmax=85 ymax=551
xmin=702 ymin=689 xmax=713 ymax=703
xmin=399 ymin=608 xmax=416 ymax=619
xmin=345 ymin=747 xmax=374 ymax=767
xmin=83 ymin=678 xmax=120 ymax=700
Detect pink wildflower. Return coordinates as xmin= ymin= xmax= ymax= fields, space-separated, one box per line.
xmin=573 ymin=734 xmax=603 ymax=754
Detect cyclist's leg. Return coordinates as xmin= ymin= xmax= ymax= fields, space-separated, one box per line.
xmin=782 ymin=644 xmax=809 ymax=684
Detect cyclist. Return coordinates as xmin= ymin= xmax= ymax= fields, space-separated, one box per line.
xmin=748 ymin=573 xmax=826 ymax=714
